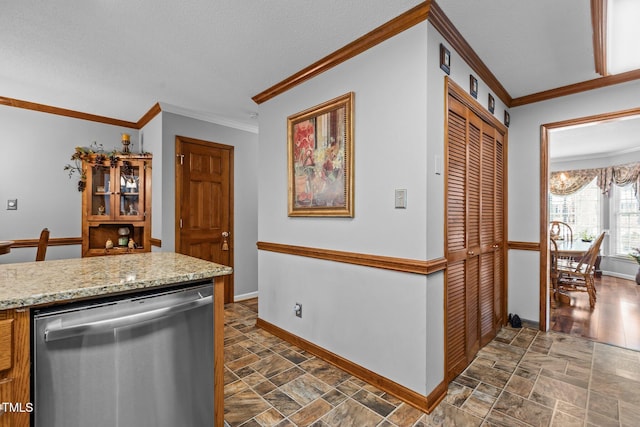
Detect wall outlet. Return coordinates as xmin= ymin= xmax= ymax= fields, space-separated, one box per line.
xmin=294 ymin=303 xmax=302 ymax=318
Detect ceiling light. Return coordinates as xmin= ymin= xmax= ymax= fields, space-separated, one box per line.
xmin=608 ymin=0 xmax=640 ymax=74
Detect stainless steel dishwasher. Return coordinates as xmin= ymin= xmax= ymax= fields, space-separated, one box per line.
xmin=32 ymin=281 xmax=214 ymax=427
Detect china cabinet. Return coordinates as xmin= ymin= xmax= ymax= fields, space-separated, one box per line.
xmin=81 ymin=154 xmax=152 ymax=257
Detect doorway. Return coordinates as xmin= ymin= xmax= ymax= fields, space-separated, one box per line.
xmin=539 ymin=107 xmax=640 ymax=335
xmin=175 ymin=136 xmax=234 ymax=303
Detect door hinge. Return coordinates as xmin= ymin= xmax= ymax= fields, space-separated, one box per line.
xmin=177 ymin=154 xmax=184 ymax=165
xmin=179 ymin=218 xmax=183 ymax=229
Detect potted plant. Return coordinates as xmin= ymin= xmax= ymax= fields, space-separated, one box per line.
xmin=579 ymin=230 xmax=595 ymax=242
xmin=64 ymin=143 xmax=119 ymax=191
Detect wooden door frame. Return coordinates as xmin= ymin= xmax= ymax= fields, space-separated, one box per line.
xmin=539 ymin=106 xmax=640 ymax=331
xmin=175 ymin=135 xmax=235 ymax=301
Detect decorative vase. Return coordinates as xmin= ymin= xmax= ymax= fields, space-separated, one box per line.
xmin=636 ymin=267 xmax=640 ymax=285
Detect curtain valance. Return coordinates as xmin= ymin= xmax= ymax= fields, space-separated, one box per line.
xmin=550 ymin=162 xmax=640 ymax=205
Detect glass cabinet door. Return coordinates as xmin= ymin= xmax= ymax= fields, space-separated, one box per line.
xmin=115 ymin=160 xmax=145 ymax=221
xmin=88 ymin=164 xmax=113 ymax=219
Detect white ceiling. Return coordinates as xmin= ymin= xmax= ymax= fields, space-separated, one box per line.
xmin=0 ymin=0 xmax=423 ymax=130
xmin=1 ymin=0 xmax=637 ymax=137
xmin=550 ymin=115 xmax=640 ymax=161
xmin=436 ymin=0 xmax=598 ymax=98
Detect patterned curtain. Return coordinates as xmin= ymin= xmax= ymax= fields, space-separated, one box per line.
xmin=609 ymin=162 xmax=640 ymax=204
xmin=551 ymin=162 xmax=640 ymax=206
xmin=550 ymin=170 xmax=598 ymax=196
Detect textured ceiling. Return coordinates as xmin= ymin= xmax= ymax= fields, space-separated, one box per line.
xmin=550 ymin=116 xmax=640 ymax=161
xmin=1 ymin=0 xmax=636 ymax=136
xmin=0 ymin=0 xmax=422 ymax=130
xmin=436 ymin=0 xmax=598 ymax=98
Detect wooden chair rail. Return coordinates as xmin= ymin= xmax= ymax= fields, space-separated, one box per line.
xmin=11 ymin=236 xmax=161 ymax=248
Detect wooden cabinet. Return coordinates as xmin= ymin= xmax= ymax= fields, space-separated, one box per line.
xmin=445 ymin=89 xmax=506 ymax=382
xmin=0 ymin=310 xmax=31 ymax=427
xmin=82 ymin=154 xmax=152 ymax=257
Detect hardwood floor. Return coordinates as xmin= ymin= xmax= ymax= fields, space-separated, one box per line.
xmin=550 ymin=274 xmax=640 ymax=351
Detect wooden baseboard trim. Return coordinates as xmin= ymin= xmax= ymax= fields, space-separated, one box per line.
xmin=150 ymin=237 xmax=162 ymax=248
xmin=256 ymin=318 xmax=446 ymax=413
xmin=257 ymin=241 xmax=446 ymax=275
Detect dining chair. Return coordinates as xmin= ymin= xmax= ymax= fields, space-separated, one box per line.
xmin=35 ymin=228 xmax=50 ymax=262
xmin=549 ymin=221 xmax=573 ymax=242
xmin=556 ymin=231 xmax=605 ymax=308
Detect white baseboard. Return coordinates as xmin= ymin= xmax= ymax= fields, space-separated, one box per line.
xmin=601 ymin=271 xmax=635 ymax=281
xmin=234 ymin=291 xmax=258 ymax=302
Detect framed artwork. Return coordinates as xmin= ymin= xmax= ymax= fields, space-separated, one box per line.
xmin=439 ymin=44 xmax=450 ymax=75
xmin=469 ymin=75 xmax=478 ymax=98
xmin=504 ymin=110 xmax=511 ymax=127
xmin=488 ymin=94 xmax=495 ymax=114
xmin=287 ymin=92 xmax=354 ymax=217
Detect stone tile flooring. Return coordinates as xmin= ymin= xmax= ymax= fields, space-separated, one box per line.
xmin=224 ymin=299 xmax=640 ymax=426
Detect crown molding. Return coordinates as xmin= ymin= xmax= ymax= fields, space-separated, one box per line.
xmin=511 ymin=69 xmax=640 ymax=107
xmin=551 ymin=146 xmax=640 ymax=164
xmin=137 ymin=102 xmax=162 ymax=128
xmin=0 ymin=96 xmax=138 ymax=128
xmin=428 ymin=1 xmax=512 ymax=107
xmin=252 ymin=1 xmax=432 ymax=105
xmin=0 ymin=95 xmax=257 ymax=133
xmin=159 ymin=103 xmax=258 ymax=134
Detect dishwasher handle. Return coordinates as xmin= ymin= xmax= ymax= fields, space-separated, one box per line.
xmin=44 ymin=295 xmax=213 ymax=342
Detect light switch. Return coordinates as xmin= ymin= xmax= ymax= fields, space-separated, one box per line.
xmin=395 ymin=189 xmax=407 ymax=209
xmin=7 ymin=199 xmax=17 ymax=210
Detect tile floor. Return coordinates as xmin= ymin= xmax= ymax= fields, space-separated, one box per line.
xmin=224 ymin=299 xmax=640 ymax=426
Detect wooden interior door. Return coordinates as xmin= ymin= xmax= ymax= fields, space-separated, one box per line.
xmin=176 ymin=136 xmax=234 ymax=303
xmin=445 ymin=90 xmax=506 ymax=382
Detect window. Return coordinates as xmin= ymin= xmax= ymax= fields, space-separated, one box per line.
xmin=611 ymin=184 xmax=640 ymax=255
xmin=549 ymin=178 xmax=601 ymax=240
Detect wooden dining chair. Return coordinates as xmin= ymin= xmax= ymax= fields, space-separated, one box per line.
xmin=549 ymin=221 xmax=573 ymax=242
xmin=35 ymin=228 xmax=50 ymax=262
xmin=556 ymin=231 xmax=605 ymax=308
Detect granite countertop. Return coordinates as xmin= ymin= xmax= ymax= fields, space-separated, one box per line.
xmin=0 ymin=252 xmax=233 ymax=310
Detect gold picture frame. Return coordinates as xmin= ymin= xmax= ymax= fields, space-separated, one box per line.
xmin=287 ymin=92 xmax=354 ymax=217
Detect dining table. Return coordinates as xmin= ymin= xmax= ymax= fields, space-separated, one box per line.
xmin=554 ymin=238 xmax=602 ymax=277
xmin=0 ymin=241 xmax=14 ymax=256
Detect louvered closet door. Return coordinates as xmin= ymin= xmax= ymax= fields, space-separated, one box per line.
xmin=445 ymin=96 xmax=470 ymax=380
xmin=479 ymin=125 xmax=497 ymax=345
xmin=445 ymin=93 xmax=505 ymax=382
xmin=493 ymin=133 xmax=505 ymax=330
